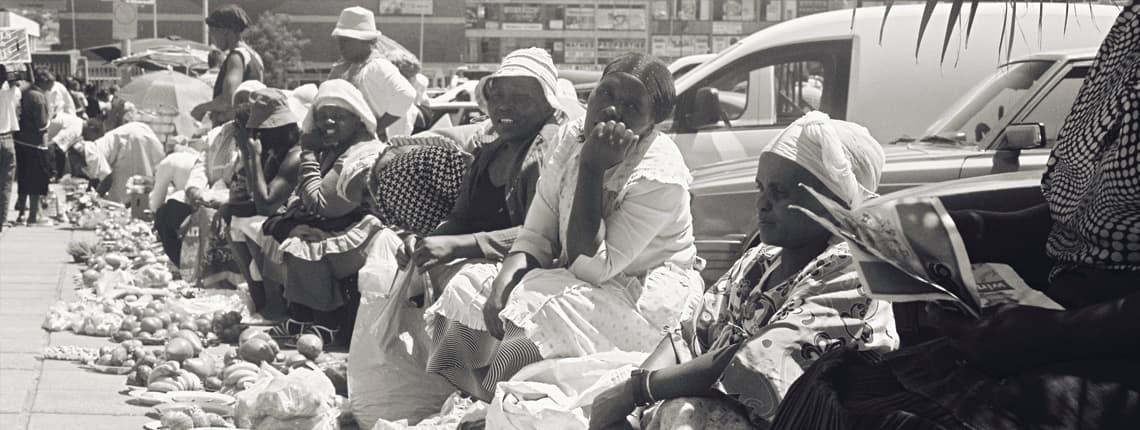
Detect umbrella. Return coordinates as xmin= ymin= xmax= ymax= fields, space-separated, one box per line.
xmin=118 ymin=70 xmax=212 ymax=140
xmin=112 ymin=46 xmax=211 ymax=73
xmin=84 ymin=37 xmax=212 ymax=63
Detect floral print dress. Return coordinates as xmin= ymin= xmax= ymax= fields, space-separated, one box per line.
xmin=674 ymin=240 xmax=899 ymax=426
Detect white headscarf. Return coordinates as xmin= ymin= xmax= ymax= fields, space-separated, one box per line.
xmin=232 ymin=80 xmax=266 ymax=106
xmin=761 ymin=111 xmax=885 ymax=206
xmin=474 ymin=47 xmax=561 ymax=114
xmin=303 ymin=79 xmax=378 ymax=134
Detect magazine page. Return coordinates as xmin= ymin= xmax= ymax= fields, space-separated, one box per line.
xmin=971 ymin=263 xmax=1064 ymax=310
xmin=794 ymin=186 xmax=982 ymax=316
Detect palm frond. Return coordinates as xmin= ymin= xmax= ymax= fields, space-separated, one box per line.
xmin=878 ymin=0 xmax=897 ymax=45
xmin=1007 ymin=1 xmax=1017 ymax=64
xmin=941 ymin=1 xmax=965 ymax=63
xmin=852 ymin=0 xmax=865 ymax=30
xmin=1064 ymin=1 xmax=1070 ymax=34
xmin=998 ymin=2 xmax=1009 ymax=63
xmin=915 ymin=0 xmax=941 ymax=59
xmin=1038 ymin=2 xmax=1044 ymax=49
xmin=965 ymin=0 xmax=982 ymax=49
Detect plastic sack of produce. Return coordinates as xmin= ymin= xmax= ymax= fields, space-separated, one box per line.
xmin=350 ymin=230 xmax=454 ymax=428
xmin=372 ymin=392 xmax=488 ymax=430
xmin=244 ymin=367 xmax=339 ymax=430
xmin=484 ymin=352 xmax=647 ymax=430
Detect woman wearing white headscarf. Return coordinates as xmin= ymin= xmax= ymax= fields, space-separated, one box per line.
xmin=260 ymin=79 xmax=387 ymax=347
xmin=589 ymin=111 xmax=899 ymax=430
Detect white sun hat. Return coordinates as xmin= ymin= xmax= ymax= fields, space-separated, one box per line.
xmin=331 ymin=7 xmax=382 ymax=41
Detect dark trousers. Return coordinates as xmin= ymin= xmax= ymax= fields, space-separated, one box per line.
xmin=0 ymin=134 xmax=13 ymax=228
xmin=154 ymin=199 xmax=192 ymax=266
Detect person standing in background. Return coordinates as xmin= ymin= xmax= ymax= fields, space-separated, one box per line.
xmin=328 ymin=6 xmax=416 ymax=141
xmin=45 ymin=70 xmax=75 ymax=118
xmin=0 ymin=65 xmax=20 ymax=232
xmin=191 ymin=4 xmax=264 ymax=125
xmin=68 ymin=78 xmax=87 ymax=120
xmin=384 ymin=49 xmax=425 ymax=138
xmin=13 ymin=69 xmax=52 ymax=226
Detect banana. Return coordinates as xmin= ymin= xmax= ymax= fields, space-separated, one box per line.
xmin=222 ymin=362 xmax=257 ymax=380
xmin=147 ymin=379 xmax=179 ymax=393
xmin=223 ymin=369 xmax=256 ymax=387
xmin=180 ymin=372 xmax=202 ymax=391
xmin=236 ymin=375 xmax=257 ymax=390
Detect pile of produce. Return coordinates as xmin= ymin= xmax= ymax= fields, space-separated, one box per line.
xmin=41 ymin=194 xmax=352 ymax=430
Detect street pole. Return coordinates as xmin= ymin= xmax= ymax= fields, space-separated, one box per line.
xmin=418 ymin=13 xmax=425 ymax=61
xmin=202 ymin=0 xmax=209 ymax=44
xmin=153 ymin=3 xmax=158 ymax=38
xmin=69 ymin=0 xmax=77 ymax=50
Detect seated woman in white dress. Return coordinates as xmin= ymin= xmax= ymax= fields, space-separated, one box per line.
xmin=425 ymin=53 xmax=704 ymax=401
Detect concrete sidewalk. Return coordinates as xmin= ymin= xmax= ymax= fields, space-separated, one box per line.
xmin=0 ymin=226 xmax=152 ymax=430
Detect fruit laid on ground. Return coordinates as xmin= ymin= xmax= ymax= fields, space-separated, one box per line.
xmin=164 ymin=337 xmax=196 ymax=363
xmin=222 ymin=348 xmax=240 ymax=365
xmin=139 ymin=317 xmax=163 ymax=334
xmin=171 ymin=330 xmax=204 ymax=355
xmin=284 ymin=353 xmax=309 ymax=370
xmin=220 ymin=361 xmax=259 ymax=392
xmin=238 ymin=338 xmax=275 ymax=364
xmin=204 ymin=376 xmax=223 ymax=391
xmin=182 ymin=356 xmax=216 ymax=379
xmin=160 ymin=410 xmax=193 ymax=430
xmin=238 ymin=327 xmax=271 ymax=346
xmin=39 ymin=346 xmax=100 ymax=362
xmin=295 ymin=334 xmax=324 ymax=360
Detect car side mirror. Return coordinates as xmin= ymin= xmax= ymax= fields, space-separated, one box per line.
xmin=691 ymin=87 xmax=725 ymax=129
xmin=995 ymin=123 xmax=1046 ymax=150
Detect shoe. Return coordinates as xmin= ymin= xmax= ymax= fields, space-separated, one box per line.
xmin=267 ymin=318 xmax=310 ymax=342
xmin=298 ymin=324 xmax=341 ymax=349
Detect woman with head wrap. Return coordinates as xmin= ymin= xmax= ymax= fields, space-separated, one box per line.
xmin=346 ymin=47 xmax=565 ymax=426
xmin=765 ymin=5 xmax=1140 ymax=429
xmin=424 ymin=53 xmax=703 ymax=402
xmin=260 ymin=79 xmax=387 ymax=346
xmin=191 ymin=4 xmax=264 ymax=124
xmin=588 ymin=111 xmax=899 ymax=429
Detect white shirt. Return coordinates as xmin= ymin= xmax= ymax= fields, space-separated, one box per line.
xmin=330 ymin=56 xmax=417 ymax=136
xmin=47 ymin=81 xmax=76 ymax=118
xmin=47 ymin=112 xmax=85 ymax=151
xmin=150 ymin=151 xmax=198 ymax=212
xmin=0 ymin=82 xmax=20 ymax=134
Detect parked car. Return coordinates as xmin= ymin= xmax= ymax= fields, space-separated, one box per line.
xmin=669 ymin=53 xmax=716 ymax=78
xmin=664 ymin=3 xmax=1115 ymax=170
xmin=691 ymin=49 xmax=1097 ymax=283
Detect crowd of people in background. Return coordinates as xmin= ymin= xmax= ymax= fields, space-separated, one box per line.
xmin=2 ymin=2 xmax=1138 ymax=429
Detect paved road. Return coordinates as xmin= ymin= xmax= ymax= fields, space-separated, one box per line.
xmin=0 ymin=226 xmax=152 ymax=430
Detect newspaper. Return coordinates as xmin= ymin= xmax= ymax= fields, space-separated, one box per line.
xmin=793 ymin=186 xmax=1062 ymax=318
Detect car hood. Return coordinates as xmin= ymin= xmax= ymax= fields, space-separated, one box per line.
xmin=690 ymin=143 xmax=979 ymax=195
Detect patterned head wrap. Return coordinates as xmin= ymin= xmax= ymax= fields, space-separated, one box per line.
xmin=602 ymin=53 xmax=675 ymax=124
xmin=368 ymin=145 xmax=469 ymax=236
xmin=475 ymin=47 xmax=561 ymax=113
xmin=761 ymin=111 xmax=885 ymax=206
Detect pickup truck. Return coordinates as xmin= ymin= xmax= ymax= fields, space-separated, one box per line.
xmin=692 ymin=49 xmax=1095 ymax=283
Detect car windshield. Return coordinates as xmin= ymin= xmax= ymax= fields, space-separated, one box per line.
xmin=919 ymin=60 xmax=1054 ymax=146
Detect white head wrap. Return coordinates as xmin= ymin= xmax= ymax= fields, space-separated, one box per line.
xmin=761 ymin=111 xmax=885 ymax=206
xmin=303 ymin=79 xmax=378 ymax=134
xmin=475 ymin=47 xmax=561 ymax=113
xmin=232 ymin=80 xmax=266 ymax=106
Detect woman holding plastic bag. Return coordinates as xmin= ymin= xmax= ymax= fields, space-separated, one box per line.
xmin=350 ymin=144 xmax=469 ymax=428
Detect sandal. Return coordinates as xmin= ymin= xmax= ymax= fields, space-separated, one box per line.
xmin=267 ymin=318 xmax=310 ymax=342
xmin=299 ymin=324 xmax=341 ymax=350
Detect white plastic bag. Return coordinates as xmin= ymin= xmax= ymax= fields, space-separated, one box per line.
xmin=485 ymin=352 xmax=646 ymax=430
xmin=350 ymin=230 xmax=454 ymax=428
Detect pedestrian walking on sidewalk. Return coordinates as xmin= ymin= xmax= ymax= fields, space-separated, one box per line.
xmin=14 ymin=68 xmax=52 ymax=226
xmin=0 ymin=65 xmax=19 ymax=232
xmin=192 ymin=4 xmax=264 ymax=125
xmin=328 ymin=6 xmax=416 ymax=142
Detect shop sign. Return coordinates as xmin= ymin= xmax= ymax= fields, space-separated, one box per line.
xmin=0 ymin=28 xmax=30 ymax=64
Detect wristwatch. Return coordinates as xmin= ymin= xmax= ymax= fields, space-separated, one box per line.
xmin=630 ymin=368 xmax=656 ymax=407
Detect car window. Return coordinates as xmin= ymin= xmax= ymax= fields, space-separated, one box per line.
xmin=699 ymin=60 xmax=831 ymax=128
xmin=1018 ymin=66 xmax=1088 ymax=148
xmin=673 ymin=40 xmax=851 ymax=131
